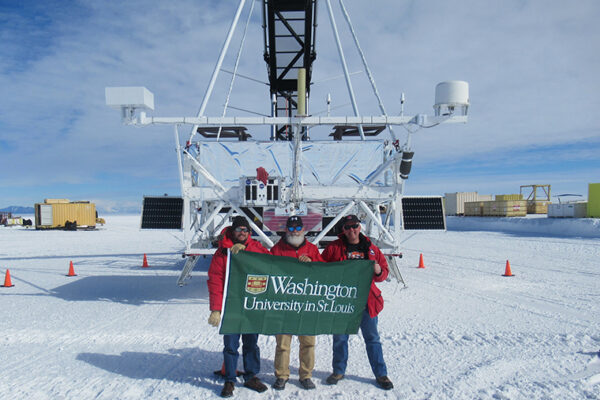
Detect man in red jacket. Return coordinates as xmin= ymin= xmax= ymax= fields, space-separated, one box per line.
xmin=269 ymin=216 xmax=325 ymax=391
xmin=321 ymin=214 xmax=394 ymax=391
xmin=207 ymin=216 xmax=271 ymax=398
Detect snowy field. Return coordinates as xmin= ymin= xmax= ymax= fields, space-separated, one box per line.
xmin=1 ymin=215 xmax=599 ymax=399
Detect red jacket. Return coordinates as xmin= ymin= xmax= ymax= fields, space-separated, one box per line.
xmin=270 ymin=237 xmax=325 ymax=262
xmin=321 ymin=233 xmax=388 ymax=317
xmin=207 ymin=227 xmax=270 ymax=311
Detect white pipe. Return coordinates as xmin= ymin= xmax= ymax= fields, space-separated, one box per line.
xmin=338 ymin=0 xmax=397 ymax=142
xmin=218 ymin=0 xmax=255 ymax=142
xmin=214 ymin=208 xmax=235 ymax=236
xmin=188 ymin=0 xmax=247 ymax=142
xmin=174 ymin=125 xmax=185 ymax=197
xmin=199 ymin=201 xmax=224 ymax=233
xmin=174 ymin=125 xmax=190 ymax=249
xmin=182 ymin=149 xmax=227 ymax=193
xmin=359 ymin=201 xmax=395 ymax=243
xmin=291 ymin=123 xmax=303 ymax=203
xmin=365 ymin=150 xmax=404 ymax=186
xmin=139 ymin=114 xmax=466 ymax=127
xmin=325 ymin=0 xmax=365 ymax=140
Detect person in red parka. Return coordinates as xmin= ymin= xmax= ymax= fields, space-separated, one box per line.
xmin=269 ymin=216 xmax=324 ymax=391
xmin=207 ymin=216 xmax=270 ymax=398
xmin=321 ymin=214 xmax=394 ymax=391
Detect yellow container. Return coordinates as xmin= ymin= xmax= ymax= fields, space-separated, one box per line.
xmin=44 ymin=198 xmax=70 ymax=204
xmin=35 ymin=201 xmax=96 ymax=229
xmin=482 ymin=200 xmax=527 ymax=217
xmin=527 ymin=201 xmax=549 ymax=214
xmin=588 ymin=183 xmax=600 ymax=218
xmin=495 ymin=194 xmax=523 ymax=201
xmin=464 ymin=201 xmax=485 ymax=216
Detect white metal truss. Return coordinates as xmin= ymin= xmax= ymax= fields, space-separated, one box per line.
xmin=106 ymin=1 xmax=469 ymax=288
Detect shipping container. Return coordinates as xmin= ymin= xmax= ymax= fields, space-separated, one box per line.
xmin=444 ymin=192 xmax=493 ymax=215
xmin=45 ymin=199 xmax=70 ymax=204
xmin=527 ymin=201 xmax=550 ymax=214
xmin=548 ymin=202 xmax=587 ymax=218
xmin=588 ymin=183 xmax=600 ymax=218
xmin=481 ymin=200 xmax=527 ymax=217
xmin=35 ymin=200 xmax=96 ymax=229
xmin=495 ymin=194 xmax=523 ymax=201
xmin=464 ymin=201 xmax=485 ymax=216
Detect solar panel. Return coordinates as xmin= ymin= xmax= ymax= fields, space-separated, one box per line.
xmin=401 ymin=196 xmax=446 ymax=230
xmin=141 ymin=196 xmax=183 ymax=229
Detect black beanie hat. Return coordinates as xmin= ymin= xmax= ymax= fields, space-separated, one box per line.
xmin=231 ymin=216 xmax=250 ymax=229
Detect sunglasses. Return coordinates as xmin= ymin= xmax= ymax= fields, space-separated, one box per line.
xmin=287 ymin=226 xmax=303 ymax=232
xmin=234 ymin=227 xmax=249 ymax=233
xmin=343 ymin=223 xmax=360 ymax=230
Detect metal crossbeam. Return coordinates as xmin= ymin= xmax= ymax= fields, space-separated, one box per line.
xmin=263 ymin=0 xmax=316 ymax=140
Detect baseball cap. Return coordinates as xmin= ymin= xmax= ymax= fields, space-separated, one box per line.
xmin=343 ymin=215 xmax=360 ymax=225
xmin=286 ymin=215 xmax=303 ymax=227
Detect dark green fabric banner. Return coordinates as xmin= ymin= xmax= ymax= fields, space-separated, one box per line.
xmin=220 ymin=251 xmax=373 ymax=335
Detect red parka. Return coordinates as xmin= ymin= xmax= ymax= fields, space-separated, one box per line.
xmin=321 ymin=233 xmax=388 ymax=317
xmin=207 ymin=227 xmax=270 ymax=311
xmin=270 ymin=237 xmax=325 ymax=262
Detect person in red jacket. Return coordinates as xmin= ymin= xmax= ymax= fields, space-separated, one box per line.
xmin=269 ymin=216 xmax=325 ymax=391
xmin=207 ymin=216 xmax=271 ymax=398
xmin=321 ymin=214 xmax=394 ymax=391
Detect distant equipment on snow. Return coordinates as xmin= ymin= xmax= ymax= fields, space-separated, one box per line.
xmin=34 ymin=199 xmax=98 ymax=230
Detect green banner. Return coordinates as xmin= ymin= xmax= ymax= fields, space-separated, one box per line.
xmin=219 ymin=251 xmax=373 ymax=335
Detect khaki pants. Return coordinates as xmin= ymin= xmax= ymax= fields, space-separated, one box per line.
xmin=274 ymin=334 xmax=315 ymax=380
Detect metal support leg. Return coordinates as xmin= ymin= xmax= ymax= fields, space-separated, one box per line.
xmin=178 ymin=256 xmax=199 ymax=286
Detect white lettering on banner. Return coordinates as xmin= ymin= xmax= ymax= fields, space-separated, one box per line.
xmin=270 ymin=276 xmax=358 ymax=300
xmin=243 ymin=296 xmax=355 ymax=314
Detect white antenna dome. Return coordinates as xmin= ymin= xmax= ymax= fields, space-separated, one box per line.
xmin=434 ymin=81 xmax=469 ymax=116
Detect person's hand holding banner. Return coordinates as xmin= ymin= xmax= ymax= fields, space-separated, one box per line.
xmin=208 ymin=311 xmax=221 ymax=327
xmin=374 ymin=262 xmax=382 ymax=275
xmin=298 ymin=254 xmax=311 ymax=262
xmin=231 ymin=243 xmax=246 ymax=254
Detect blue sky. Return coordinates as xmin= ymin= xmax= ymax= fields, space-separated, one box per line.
xmin=1 ymin=0 xmax=599 ymax=212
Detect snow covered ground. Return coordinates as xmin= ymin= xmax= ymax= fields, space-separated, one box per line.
xmin=1 ymin=215 xmax=599 ymax=399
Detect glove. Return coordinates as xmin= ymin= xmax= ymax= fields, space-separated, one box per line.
xmin=208 ymin=311 xmax=221 ymax=327
xmin=373 ymin=262 xmax=382 ymax=276
xmin=298 ymin=254 xmax=312 ymax=262
xmin=230 ymin=243 xmax=246 ymax=255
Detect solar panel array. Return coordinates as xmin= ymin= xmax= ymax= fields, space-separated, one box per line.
xmin=401 ymin=197 xmax=445 ymax=230
xmin=141 ymin=197 xmax=183 ymax=229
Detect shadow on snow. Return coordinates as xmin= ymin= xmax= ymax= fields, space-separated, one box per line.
xmin=76 ymin=347 xmax=377 ymax=394
xmin=51 ymin=275 xmax=209 ymax=305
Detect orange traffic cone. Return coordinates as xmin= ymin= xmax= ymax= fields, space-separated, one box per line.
xmin=142 ymin=254 xmax=149 ymax=268
xmin=2 ymin=269 xmax=14 ymax=287
xmin=67 ymin=261 xmax=77 ymax=277
xmin=213 ymin=361 xmax=242 ymax=377
xmin=417 ymin=253 xmax=426 ymax=269
xmin=503 ymin=260 xmax=514 ymax=277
